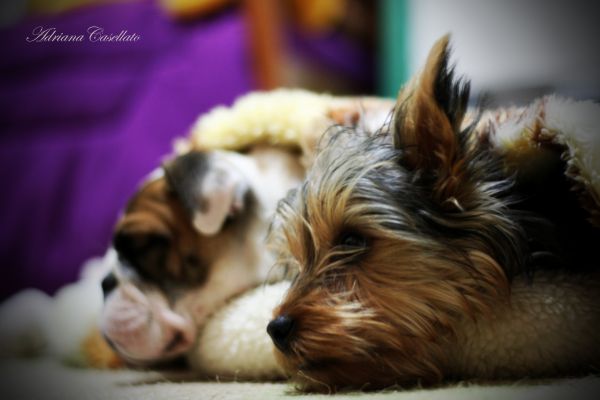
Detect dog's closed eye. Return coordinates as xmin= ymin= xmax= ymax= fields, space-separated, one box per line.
xmin=338 ymin=232 xmax=368 ymax=250
xmin=338 ymin=231 xmax=368 ymax=250
xmin=113 ymin=231 xmax=171 ymax=281
xmin=328 ymin=231 xmax=369 ymax=265
xmin=184 ymin=254 xmax=200 ymax=267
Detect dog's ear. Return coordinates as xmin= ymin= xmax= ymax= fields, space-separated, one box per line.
xmin=393 ymin=35 xmax=471 ymax=206
xmin=164 ymin=151 xmax=248 ymax=236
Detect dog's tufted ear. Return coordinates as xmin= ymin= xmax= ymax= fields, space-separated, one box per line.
xmin=164 ymin=151 xmax=249 ymax=236
xmin=393 ymin=35 xmax=471 ymax=206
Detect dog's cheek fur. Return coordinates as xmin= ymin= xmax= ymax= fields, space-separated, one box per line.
xmin=275 ymin=284 xmax=444 ymax=392
xmin=273 ymin=286 xmax=407 ymax=391
xmin=276 ymin=237 xmax=510 ymax=392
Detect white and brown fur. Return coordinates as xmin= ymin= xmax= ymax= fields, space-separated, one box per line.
xmin=102 ymin=146 xmax=303 ymax=363
xmin=267 ymin=36 xmax=600 ymax=392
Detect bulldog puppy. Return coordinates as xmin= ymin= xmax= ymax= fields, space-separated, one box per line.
xmin=101 ymin=146 xmax=304 ymax=364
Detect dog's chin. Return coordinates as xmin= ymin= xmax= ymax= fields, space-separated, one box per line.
xmin=101 ymin=285 xmax=198 ymax=364
xmin=105 ymin=316 xmax=197 ymax=363
xmin=271 ymin=325 xmax=388 ymax=392
xmin=271 ymin=306 xmax=447 ymax=392
xmin=275 ymin=348 xmax=407 ymax=393
xmin=115 ymin=351 xmax=185 ymax=368
xmin=104 ymin=330 xmax=195 ymax=367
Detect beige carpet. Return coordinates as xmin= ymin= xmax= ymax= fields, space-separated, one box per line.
xmin=1 ymin=358 xmax=599 ymax=400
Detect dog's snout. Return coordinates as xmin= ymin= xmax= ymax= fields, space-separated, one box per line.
xmin=101 ymin=272 xmax=118 ymax=298
xmin=164 ymin=330 xmax=185 ymax=353
xmin=267 ymin=315 xmax=295 ymax=353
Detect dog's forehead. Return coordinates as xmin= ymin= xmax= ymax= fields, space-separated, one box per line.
xmin=304 ymin=132 xmax=403 ymax=205
xmin=313 ymin=127 xmax=392 ymax=171
xmin=275 ymin=131 xmax=429 ymax=269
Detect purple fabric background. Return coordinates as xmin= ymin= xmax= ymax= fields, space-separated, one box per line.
xmin=0 ymin=1 xmax=254 ymax=300
xmin=0 ymin=0 xmax=373 ymax=301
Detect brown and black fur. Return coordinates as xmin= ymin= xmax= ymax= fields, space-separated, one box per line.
xmin=267 ymin=35 xmax=600 ymax=392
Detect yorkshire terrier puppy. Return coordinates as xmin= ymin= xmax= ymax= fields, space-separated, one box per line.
xmin=267 ymin=36 xmax=600 ymax=391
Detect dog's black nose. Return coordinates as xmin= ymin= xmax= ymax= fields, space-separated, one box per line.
xmin=101 ymin=272 xmax=118 ymax=298
xmin=267 ymin=315 xmax=295 ymax=353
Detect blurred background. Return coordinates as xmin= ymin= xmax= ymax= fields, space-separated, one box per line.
xmin=1 ymin=0 xmax=599 ymax=300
